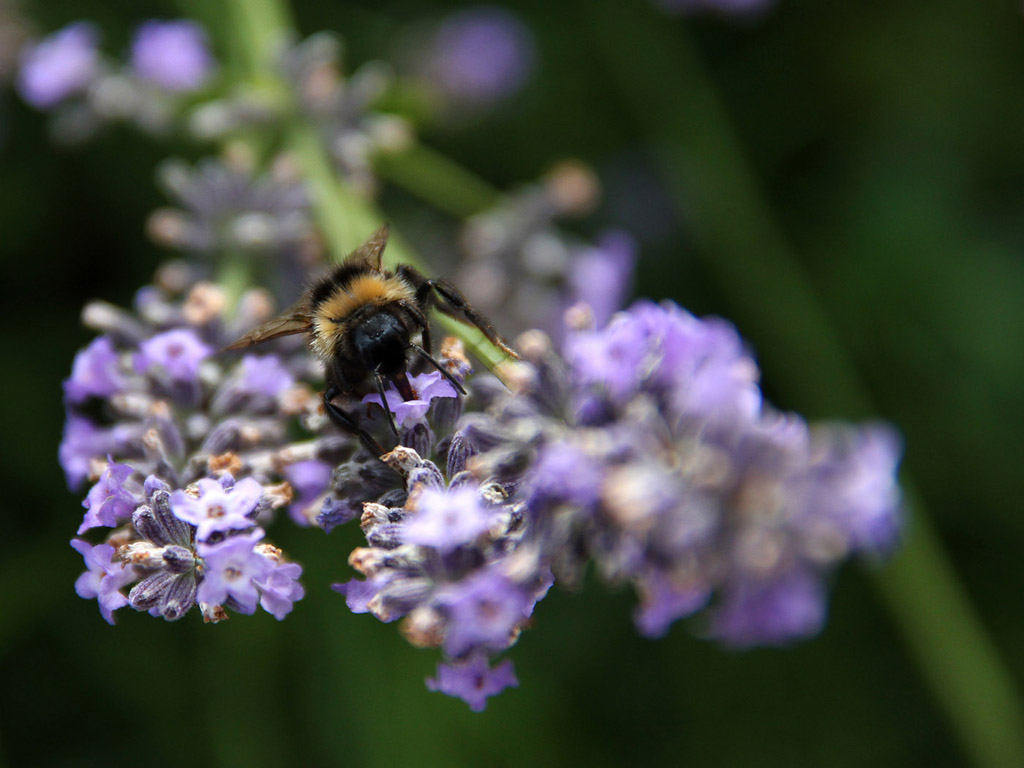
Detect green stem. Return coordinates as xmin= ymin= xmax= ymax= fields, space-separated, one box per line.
xmin=586 ymin=2 xmax=1024 ymax=766
xmin=374 ymin=144 xmax=502 ymax=219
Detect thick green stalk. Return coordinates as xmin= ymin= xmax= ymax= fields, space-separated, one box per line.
xmin=585 ymin=2 xmax=1024 ymax=766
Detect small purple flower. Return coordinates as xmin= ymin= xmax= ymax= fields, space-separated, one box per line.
xmin=236 ymin=354 xmax=295 ymax=399
xmin=813 ymin=424 xmax=903 ymax=553
xmin=633 ymin=571 xmax=710 ymax=638
xmin=427 ymin=6 xmax=535 ymax=107
xmin=525 ymin=441 xmax=603 ymax=509
xmin=130 ymin=20 xmax=214 ymax=92
xmin=426 ymin=654 xmax=518 ymax=711
xmin=566 ymin=230 xmax=637 ymax=330
xmin=60 ymin=415 xmax=113 ymax=489
xmin=402 ymin=486 xmax=494 ymax=553
xmin=71 ymin=539 xmax=136 ymax=625
xmin=63 ymin=336 xmax=124 ymax=404
xmin=170 ymin=477 xmax=262 ymax=541
xmin=282 ymin=460 xmax=332 ymax=526
xmin=134 ymin=328 xmax=212 ymax=384
xmin=437 ymin=567 xmax=533 ymax=656
xmin=332 ymin=578 xmax=389 ymax=616
xmin=255 ymin=559 xmax=305 ymax=620
xmin=362 ymin=371 xmax=458 ymax=427
xmin=708 ymin=569 xmax=827 ymax=648
xmin=196 ymin=530 xmax=271 ymax=613
xmin=17 ymin=22 xmax=99 ymax=109
xmin=79 ymin=460 xmax=140 ymax=534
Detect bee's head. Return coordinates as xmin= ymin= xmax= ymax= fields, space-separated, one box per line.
xmin=352 ymin=310 xmax=408 ymax=375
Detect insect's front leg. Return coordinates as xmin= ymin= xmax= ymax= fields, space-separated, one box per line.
xmin=323 ymin=384 xmax=385 ymax=456
xmin=397 ymin=265 xmax=518 ymax=360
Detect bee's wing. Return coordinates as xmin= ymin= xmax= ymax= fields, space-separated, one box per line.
xmin=343 ymin=224 xmax=389 ymax=271
xmin=224 ymin=304 xmax=313 ymax=351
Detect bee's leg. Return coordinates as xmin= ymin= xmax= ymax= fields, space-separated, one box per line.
xmin=323 ymin=385 xmax=385 ymax=456
xmin=396 ymin=265 xmax=519 ymax=360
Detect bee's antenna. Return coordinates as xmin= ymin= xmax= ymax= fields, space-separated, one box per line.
xmin=373 ymin=370 xmax=401 ymax=436
xmin=409 ymin=344 xmax=468 ymax=396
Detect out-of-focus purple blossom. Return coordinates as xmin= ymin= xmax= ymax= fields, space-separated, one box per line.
xmin=437 ymin=567 xmax=534 ymax=657
xmin=565 ymin=230 xmax=637 ymax=330
xmin=255 ymin=556 xmax=305 ymax=619
xmin=60 ymin=415 xmax=126 ymax=490
xmin=362 ymin=371 xmax=458 ymax=427
xmin=196 ymin=530 xmax=272 ymax=614
xmin=130 ymin=20 xmax=213 ymax=92
xmin=402 ymin=485 xmax=494 ymax=554
xmin=708 ymin=569 xmax=826 ymax=648
xmin=282 ymin=459 xmax=332 ymax=526
xmin=634 ymin=571 xmax=710 ymax=638
xmin=170 ymin=476 xmax=262 ymax=541
xmin=71 ymin=539 xmax=137 ymax=624
xmin=236 ymin=354 xmax=295 ymax=399
xmin=148 ymin=158 xmax=315 ymax=258
xmin=64 ymin=336 xmax=124 ymax=404
xmin=810 ymin=424 xmax=903 ymax=553
xmin=565 ymin=301 xmax=761 ymax=426
xmin=79 ymin=461 xmax=140 ymax=534
xmin=17 ymin=22 xmax=99 ymax=108
xmin=333 ymin=577 xmax=390 ymax=617
xmin=425 ymin=6 xmax=535 ymax=108
xmin=134 ymin=328 xmax=212 ymax=384
xmin=426 ymin=655 xmax=518 ymax=712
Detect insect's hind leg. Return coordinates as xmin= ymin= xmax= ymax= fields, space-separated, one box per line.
xmin=323 ymin=385 xmax=385 ymax=456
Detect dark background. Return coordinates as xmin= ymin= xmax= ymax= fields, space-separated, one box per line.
xmin=2 ymin=0 xmax=1023 ymax=766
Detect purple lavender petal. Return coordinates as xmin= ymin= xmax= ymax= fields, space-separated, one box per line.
xmin=332 ymin=578 xmax=389 ymax=616
xmin=237 ymin=354 xmax=295 ymax=399
xmin=566 ymin=230 xmax=637 ymax=329
xmin=633 ymin=571 xmax=710 ymax=638
xmin=708 ymin=568 xmax=827 ymax=648
xmin=282 ymin=460 xmax=332 ymax=526
xmin=402 ymin=485 xmax=494 ymax=554
xmin=362 ymin=371 xmax=458 ymax=427
xmin=196 ymin=530 xmax=270 ymax=613
xmin=426 ymin=654 xmax=518 ymax=712
xmin=71 ymin=539 xmax=136 ymax=624
xmin=134 ymin=328 xmax=212 ymax=384
xmin=810 ymin=424 xmax=903 ymax=554
xmin=79 ymin=461 xmax=139 ymax=534
xmin=64 ymin=336 xmax=124 ymax=404
xmin=59 ymin=414 xmax=115 ymax=490
xmin=170 ymin=476 xmax=262 ymax=541
xmin=131 ymin=20 xmax=214 ymax=92
xmin=255 ymin=561 xmax=305 ymax=620
xmin=17 ymin=22 xmax=99 ymax=109
xmin=437 ymin=567 xmax=533 ymax=656
xmin=525 ymin=440 xmax=603 ymax=509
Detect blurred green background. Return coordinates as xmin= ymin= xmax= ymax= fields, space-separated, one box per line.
xmin=2 ymin=0 xmax=1024 ymax=766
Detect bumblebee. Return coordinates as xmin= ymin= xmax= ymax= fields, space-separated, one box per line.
xmin=227 ymin=224 xmax=517 ymax=454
